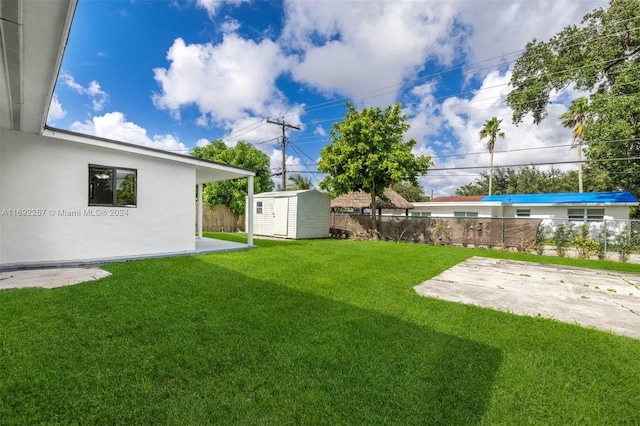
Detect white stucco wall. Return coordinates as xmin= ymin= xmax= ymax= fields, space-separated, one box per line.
xmin=412 ymin=202 xmax=501 ymax=218
xmin=0 ymin=129 xmax=195 ymax=267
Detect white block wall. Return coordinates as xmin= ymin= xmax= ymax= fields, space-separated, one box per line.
xmin=0 ymin=129 xmax=195 ymax=267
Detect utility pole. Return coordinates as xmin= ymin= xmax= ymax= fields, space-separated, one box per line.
xmin=267 ymin=116 xmax=301 ymax=190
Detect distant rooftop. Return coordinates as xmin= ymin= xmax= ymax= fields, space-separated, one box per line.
xmin=429 ymin=195 xmax=484 ymax=203
xmin=481 ymin=191 xmax=638 ymax=205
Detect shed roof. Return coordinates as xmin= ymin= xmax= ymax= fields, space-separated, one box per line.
xmin=331 ymin=189 xmax=413 ymax=209
xmin=482 ymin=191 xmax=638 ymax=205
xmin=254 ymin=189 xmax=326 ymax=198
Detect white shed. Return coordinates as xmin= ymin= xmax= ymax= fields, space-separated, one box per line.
xmin=248 ymin=189 xmax=330 ymax=239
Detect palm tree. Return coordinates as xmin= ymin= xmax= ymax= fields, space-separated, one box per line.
xmin=286 ymin=174 xmax=312 ymax=190
xmin=559 ymin=97 xmax=588 ymax=193
xmin=479 ymin=116 xmax=506 ymax=196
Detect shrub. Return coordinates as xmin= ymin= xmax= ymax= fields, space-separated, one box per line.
xmin=572 ymin=225 xmax=600 ymax=259
xmin=615 ymin=226 xmax=634 ymax=262
xmin=534 ymin=225 xmax=547 ymax=255
xmin=431 ymin=220 xmax=451 ymax=246
xmin=552 ymin=223 xmax=574 ymax=257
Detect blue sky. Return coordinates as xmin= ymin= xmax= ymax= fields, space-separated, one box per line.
xmin=48 ymin=0 xmax=607 ymax=195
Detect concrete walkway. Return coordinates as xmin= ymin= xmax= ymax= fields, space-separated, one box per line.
xmin=0 ymin=267 xmax=111 ymax=290
xmin=415 ymin=257 xmax=640 ymax=339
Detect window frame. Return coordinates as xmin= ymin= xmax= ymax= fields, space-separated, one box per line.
xmin=586 ymin=208 xmax=605 ymax=222
xmin=88 ymin=164 xmax=137 ymax=207
xmin=516 ymin=209 xmax=531 ymax=218
xmin=256 ymin=201 xmax=263 ymax=214
xmin=567 ymin=208 xmax=606 ymax=222
xmin=411 ymin=211 xmax=431 ymax=217
xmin=454 ymin=211 xmax=478 ymax=218
xmin=568 ymin=208 xmax=585 ymax=221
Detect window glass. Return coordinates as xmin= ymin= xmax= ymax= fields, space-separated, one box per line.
xmin=89 ymin=165 xmax=136 ymax=207
xmin=89 ymin=167 xmax=114 ymax=205
xmin=454 ymin=211 xmax=465 ymax=218
xmin=587 ymin=208 xmax=605 ymax=221
xmin=466 ymin=212 xmax=479 ymax=218
xmin=116 ymin=169 xmax=136 ymax=206
xmin=516 ymin=209 xmax=530 ymax=217
xmin=256 ymin=201 xmax=263 ymax=214
xmin=568 ymin=208 xmax=584 ymax=221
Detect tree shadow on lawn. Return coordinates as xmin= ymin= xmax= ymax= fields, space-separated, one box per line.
xmin=0 ymin=259 xmax=502 ymax=425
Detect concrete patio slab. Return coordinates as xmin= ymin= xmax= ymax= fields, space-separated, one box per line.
xmin=415 ymin=256 xmax=640 ymax=339
xmin=0 ymin=267 xmax=111 ymax=290
xmin=0 ymin=237 xmax=253 ymax=271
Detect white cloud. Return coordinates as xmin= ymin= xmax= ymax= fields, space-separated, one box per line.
xmin=269 ymin=149 xmax=304 ymax=188
xmin=61 ymin=72 xmax=109 ymax=111
xmin=70 ymin=112 xmax=189 ymax=154
xmin=196 ymin=138 xmax=210 ymax=147
xmin=314 ymin=125 xmax=327 ymax=137
xmin=196 ymin=0 xmax=249 ymax=17
xmin=407 ymin=70 xmax=581 ymax=196
xmin=220 ymin=17 xmax=241 ymax=34
xmin=153 ymin=36 xmax=294 ymax=124
xmin=47 ymin=95 xmax=66 ymax=122
xmin=457 ymin=1 xmax=607 ymax=70
xmin=282 ymin=1 xmax=461 ymax=105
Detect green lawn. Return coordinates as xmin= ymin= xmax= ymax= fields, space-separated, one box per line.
xmin=1 ymin=234 xmax=639 ymax=424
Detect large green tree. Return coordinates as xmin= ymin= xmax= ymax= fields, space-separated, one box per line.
xmin=455 ymin=166 xmax=609 ymax=196
xmin=559 ymin=97 xmax=589 ymax=193
xmin=318 ymin=101 xmax=432 ymax=231
xmin=507 ymin=0 xmax=640 ymax=198
xmin=479 ymin=117 xmax=505 ymax=196
xmin=392 ymin=181 xmax=430 ymax=202
xmin=191 ymin=140 xmax=273 ymax=215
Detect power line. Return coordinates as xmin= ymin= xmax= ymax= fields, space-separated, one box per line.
xmin=267 ymin=116 xmax=301 ymax=191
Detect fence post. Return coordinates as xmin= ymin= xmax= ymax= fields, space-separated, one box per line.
xmin=603 ymin=219 xmax=608 ymax=258
xmin=501 ymin=217 xmax=505 ymax=247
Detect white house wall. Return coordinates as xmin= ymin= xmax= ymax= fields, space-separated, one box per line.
xmin=0 ymin=129 xmax=194 ymax=267
xmin=412 ymin=204 xmax=497 ymax=218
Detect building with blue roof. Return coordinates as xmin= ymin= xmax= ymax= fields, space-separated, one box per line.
xmin=412 ymin=191 xmax=638 ymax=222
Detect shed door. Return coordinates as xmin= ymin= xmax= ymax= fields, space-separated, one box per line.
xmin=273 ymin=198 xmax=289 ymax=236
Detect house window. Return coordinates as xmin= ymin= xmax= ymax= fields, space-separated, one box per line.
xmin=568 ymin=208 xmax=584 ymax=221
xmin=89 ymin=165 xmax=136 ymax=207
xmin=411 ymin=212 xmax=431 ymax=217
xmin=454 ymin=211 xmax=478 ymax=218
xmin=568 ymin=208 xmax=605 ymax=222
xmin=516 ymin=209 xmax=531 ymax=217
xmin=587 ymin=208 xmax=605 ymax=222
xmin=256 ymin=201 xmax=263 ymax=214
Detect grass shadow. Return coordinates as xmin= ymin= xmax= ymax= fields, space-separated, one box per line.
xmin=0 ymin=258 xmax=501 ymax=424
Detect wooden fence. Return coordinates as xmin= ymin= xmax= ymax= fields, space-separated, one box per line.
xmin=331 ymin=214 xmax=543 ymax=249
xmin=197 ymin=204 xmax=245 ymax=232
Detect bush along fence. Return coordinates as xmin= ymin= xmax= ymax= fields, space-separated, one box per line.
xmin=330 ymin=214 xmax=640 ymax=261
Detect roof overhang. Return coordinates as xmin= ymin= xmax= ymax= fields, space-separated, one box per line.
xmin=413 ymin=201 xmax=504 ymax=208
xmin=43 ymin=127 xmax=255 ymax=183
xmin=0 ymin=0 xmax=77 ymax=133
